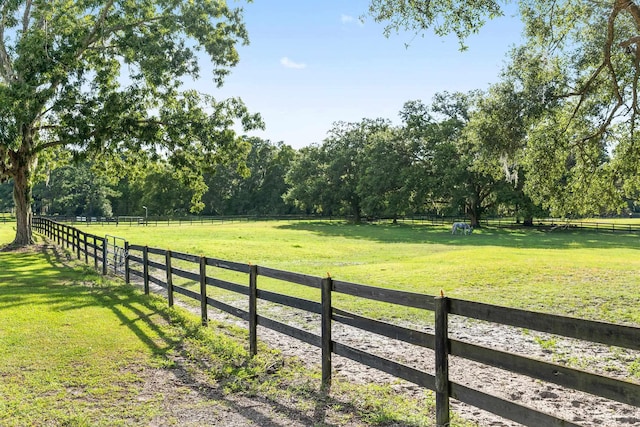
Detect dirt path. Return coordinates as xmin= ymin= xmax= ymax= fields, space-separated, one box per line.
xmin=138 ymin=278 xmax=640 ymax=427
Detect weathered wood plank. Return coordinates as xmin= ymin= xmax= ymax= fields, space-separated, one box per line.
xmin=200 ymin=257 xmax=208 ymax=326
xmin=333 ymin=342 xmax=435 ymax=390
xmin=450 ymin=382 xmax=581 ymax=427
xmin=205 ymin=296 xmax=249 ymax=320
xmin=449 ymin=298 xmax=640 ymax=350
xmin=435 ymin=297 xmax=450 ymax=426
xmin=148 ymin=274 xmax=167 ymax=289
xmin=333 ymin=280 xmax=435 ymax=310
xmin=257 ymin=316 xmax=322 ymax=348
xmin=205 ymin=257 xmax=251 ymax=273
xmin=173 ymin=285 xmax=200 ymax=301
xmin=206 ymin=277 xmax=249 ymax=296
xmin=332 ymin=308 xmax=435 ymax=349
xmin=321 ymin=277 xmax=332 ymax=388
xmin=450 ymin=339 xmax=640 ymax=407
xmin=170 ymin=266 xmax=200 ymax=282
xmin=257 ymin=266 xmax=322 ymax=289
xmin=147 ymin=259 xmax=166 ymax=271
xmin=128 ymin=254 xmax=143 ymax=264
xmin=170 ymin=251 xmax=200 ymax=263
xmin=147 ymin=247 xmax=166 ymax=256
xmin=166 ymin=250 xmax=174 ymax=307
xmin=249 ymin=265 xmax=258 ymax=356
xmin=257 ymin=289 xmax=321 ymax=314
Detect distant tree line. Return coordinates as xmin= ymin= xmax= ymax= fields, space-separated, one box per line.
xmin=2 ymin=91 xmax=638 ymax=225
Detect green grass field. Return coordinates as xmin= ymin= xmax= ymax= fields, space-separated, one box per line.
xmin=0 ymin=241 xmax=172 ymax=425
xmin=65 ymin=219 xmax=640 ymax=325
xmin=0 ymin=222 xmax=456 ymax=426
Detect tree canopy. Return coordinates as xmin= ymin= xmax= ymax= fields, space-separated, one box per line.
xmin=0 ymin=0 xmax=261 ymax=246
xmin=368 ymin=0 xmax=640 ymax=216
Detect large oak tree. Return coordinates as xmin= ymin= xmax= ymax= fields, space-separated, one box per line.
xmin=368 ymin=0 xmax=640 ymax=215
xmin=0 ymin=0 xmax=261 ymax=246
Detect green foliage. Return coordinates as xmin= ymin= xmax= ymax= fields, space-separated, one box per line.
xmin=366 ymin=0 xmax=504 ymax=49
xmin=0 ymin=0 xmax=262 ymax=244
xmin=32 ymin=160 xmax=118 ymax=217
xmin=202 ymin=137 xmax=298 ymax=216
xmin=365 ymin=0 xmax=640 ymax=218
xmin=285 ymin=93 xmax=526 ymax=225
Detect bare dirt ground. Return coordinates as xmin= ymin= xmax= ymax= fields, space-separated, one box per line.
xmin=138 ymin=280 xmax=640 ymax=427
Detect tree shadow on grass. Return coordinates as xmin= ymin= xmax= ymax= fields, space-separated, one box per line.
xmin=0 ymin=243 xmax=431 ymax=426
xmin=277 ymin=221 xmax=640 ymax=250
xmin=0 ymin=243 xmax=178 ymax=358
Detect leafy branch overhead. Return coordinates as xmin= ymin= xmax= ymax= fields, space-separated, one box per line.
xmin=0 ymin=0 xmax=262 ymax=245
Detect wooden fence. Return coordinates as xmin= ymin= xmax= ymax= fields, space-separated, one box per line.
xmin=32 ymin=217 xmax=640 ymax=427
xmin=38 ymin=214 xmax=640 ymax=233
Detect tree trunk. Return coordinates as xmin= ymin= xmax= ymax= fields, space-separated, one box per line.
xmin=12 ymin=160 xmax=34 ymax=246
xmin=469 ymin=213 xmax=480 ymax=228
xmin=467 ymin=202 xmax=481 ymax=228
xmin=9 ymin=129 xmax=37 ymax=247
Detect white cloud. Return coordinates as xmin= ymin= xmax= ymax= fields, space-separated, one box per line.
xmin=340 ymin=14 xmax=364 ymax=27
xmin=341 ymin=14 xmax=355 ymax=24
xmin=280 ymin=57 xmax=307 ymax=69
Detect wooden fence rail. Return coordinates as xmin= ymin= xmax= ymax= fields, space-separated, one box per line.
xmin=32 ymin=217 xmax=640 ymax=427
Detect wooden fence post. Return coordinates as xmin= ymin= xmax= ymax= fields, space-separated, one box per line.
xmin=435 ymin=295 xmax=450 ymax=427
xmin=321 ymin=276 xmax=333 ymax=389
xmin=101 ymin=237 xmax=108 ymax=275
xmin=249 ymin=264 xmax=258 ymax=356
xmin=124 ymin=241 xmax=130 ymax=284
xmin=200 ymin=256 xmax=208 ymax=326
xmin=93 ymin=236 xmax=98 ymax=270
xmin=75 ymin=229 xmax=81 ymax=259
xmin=84 ymin=233 xmax=88 ymax=264
xmin=143 ymin=246 xmax=150 ymax=295
xmin=166 ymin=250 xmax=174 ymax=307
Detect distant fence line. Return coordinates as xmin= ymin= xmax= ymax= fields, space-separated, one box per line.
xmin=34 ymin=214 xmax=640 ymax=233
xmin=32 ymin=217 xmax=640 ymax=427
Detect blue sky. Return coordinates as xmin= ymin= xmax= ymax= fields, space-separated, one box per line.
xmin=204 ymin=1 xmax=524 ymax=148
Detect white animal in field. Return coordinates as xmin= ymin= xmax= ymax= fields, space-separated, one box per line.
xmin=451 ymin=222 xmax=473 ymax=235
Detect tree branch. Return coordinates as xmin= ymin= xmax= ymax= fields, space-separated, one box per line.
xmin=619 ymin=35 xmax=640 ymax=49
xmin=621 ymin=0 xmax=640 ymax=31
xmin=563 ymin=2 xmax=623 ymax=131
xmin=0 ymin=2 xmax=15 ymax=82
xmin=22 ymin=0 xmax=32 ymax=34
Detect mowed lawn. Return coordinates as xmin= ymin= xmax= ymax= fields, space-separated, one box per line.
xmin=75 ymin=219 xmax=640 ymax=325
xmin=0 ymin=227 xmax=187 ymax=426
xmin=0 ymin=222 xmax=463 ymax=427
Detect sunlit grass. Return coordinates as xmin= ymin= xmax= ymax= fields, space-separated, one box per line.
xmin=63 ymin=219 xmax=640 ymax=325
xmin=0 ymin=224 xmax=447 ymax=426
xmin=0 ymin=247 xmax=170 ymax=425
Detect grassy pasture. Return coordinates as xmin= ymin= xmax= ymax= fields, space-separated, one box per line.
xmin=70 ymin=220 xmax=640 ymax=325
xmin=1 ymin=223 xmax=460 ymax=427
